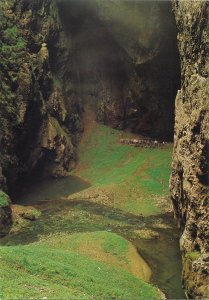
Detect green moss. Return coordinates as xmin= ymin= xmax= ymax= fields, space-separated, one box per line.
xmin=187 ymin=251 xmax=200 ymax=261
xmin=0 ymin=191 xmax=10 ymax=207
xmin=0 ymin=233 xmax=162 ymax=300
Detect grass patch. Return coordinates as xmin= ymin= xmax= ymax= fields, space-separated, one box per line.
xmin=0 ymin=232 xmax=161 ymax=300
xmin=73 ymin=124 xmax=172 ymax=216
xmin=37 ymin=231 xmax=151 ymax=281
xmin=41 ymin=231 xmax=129 ymax=259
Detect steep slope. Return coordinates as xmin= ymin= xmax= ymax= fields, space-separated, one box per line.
xmin=171 ymin=1 xmax=209 ymax=298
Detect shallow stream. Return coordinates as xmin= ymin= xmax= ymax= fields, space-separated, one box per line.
xmin=1 ymin=175 xmax=185 ymax=299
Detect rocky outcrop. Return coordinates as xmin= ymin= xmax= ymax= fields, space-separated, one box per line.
xmin=58 ymin=0 xmax=180 ymax=139
xmin=171 ymin=1 xmax=209 ymax=298
xmin=0 ymin=0 xmax=83 ymax=194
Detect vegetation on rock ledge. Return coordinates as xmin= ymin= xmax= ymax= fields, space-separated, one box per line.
xmin=0 ymin=191 xmax=10 ymax=207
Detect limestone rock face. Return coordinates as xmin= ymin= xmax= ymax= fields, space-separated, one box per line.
xmin=0 ymin=0 xmax=82 ymax=192
xmin=171 ymin=1 xmax=209 ymax=298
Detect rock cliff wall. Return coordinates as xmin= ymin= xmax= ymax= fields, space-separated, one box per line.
xmin=58 ymin=0 xmax=180 ymax=139
xmin=171 ymin=1 xmax=209 ymax=298
xmin=0 ymin=0 xmax=82 ymax=196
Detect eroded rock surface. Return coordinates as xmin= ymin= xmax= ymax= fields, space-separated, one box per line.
xmin=0 ymin=0 xmax=82 ymax=194
xmin=171 ymin=1 xmax=209 ymax=298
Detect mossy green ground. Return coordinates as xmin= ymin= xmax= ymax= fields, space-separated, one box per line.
xmin=0 ymin=123 xmax=177 ymax=299
xmin=73 ymin=124 xmax=172 ymax=215
xmin=0 ymin=232 xmax=161 ymax=300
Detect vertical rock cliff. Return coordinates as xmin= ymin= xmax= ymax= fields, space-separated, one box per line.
xmin=171 ymin=1 xmax=209 ymax=298
xmin=0 ymin=0 xmax=84 ymax=234
xmin=0 ymin=0 xmax=82 ymax=195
